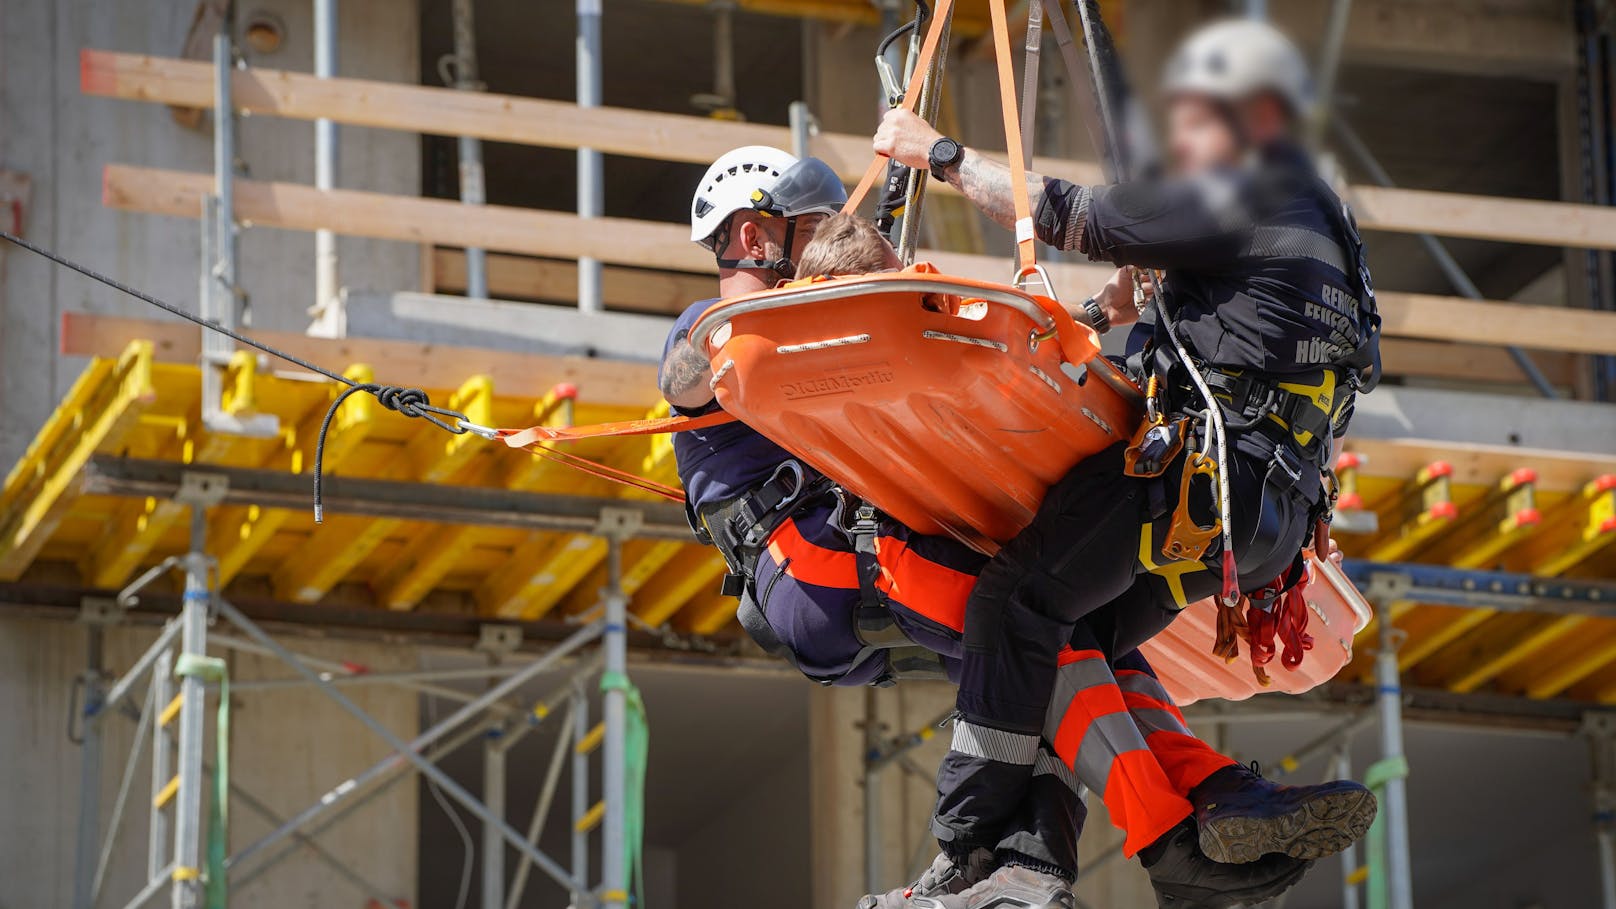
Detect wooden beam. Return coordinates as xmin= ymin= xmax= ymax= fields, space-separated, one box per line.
xmin=431 ymin=249 xmax=712 ymax=315
xmin=1376 ymin=339 xmax=1576 ymax=387
xmin=82 ymin=51 xmax=1616 ymax=251
xmin=102 ymin=165 xmax=1616 ymax=356
xmin=60 ymin=312 xmax=663 ymax=409
xmin=1347 ymin=185 xmax=1616 ymax=253
xmin=1271 ymin=0 xmax=1574 ymax=76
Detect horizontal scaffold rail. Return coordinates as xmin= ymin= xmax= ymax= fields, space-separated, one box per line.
xmin=80 ymin=50 xmax=1616 ymax=253
xmin=81 ymin=458 xmax=693 ymax=540
xmin=99 ymin=164 xmax=1616 ymax=357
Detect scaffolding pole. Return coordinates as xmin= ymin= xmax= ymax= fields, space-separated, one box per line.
xmin=601 ymin=511 xmax=636 ymax=905
xmin=572 ymin=676 xmax=592 ymax=908
xmin=170 ymin=510 xmax=212 ymax=909
xmin=71 ymin=623 xmax=106 ymax=909
xmin=576 ymin=0 xmax=605 ymax=312
xmin=311 ymin=0 xmax=342 ymax=333
xmin=483 ymin=730 xmax=508 ymax=909
xmin=450 ymin=0 xmax=489 ymax=298
xmin=1371 ymin=615 xmax=1414 ymax=909
xmin=1587 ymin=714 xmax=1616 ymax=909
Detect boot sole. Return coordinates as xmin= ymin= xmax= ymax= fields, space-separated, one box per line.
xmin=1152 ymin=857 xmax=1311 ymax=909
xmin=1198 ymin=788 xmax=1378 ymax=864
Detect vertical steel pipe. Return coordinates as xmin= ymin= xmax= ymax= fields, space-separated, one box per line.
xmin=576 ymin=0 xmax=605 ymax=312
xmin=1375 ymin=620 xmax=1413 ymax=909
xmin=571 ymin=681 xmax=592 ymax=908
xmin=601 ymin=538 xmax=628 ymax=909
xmin=170 ymin=511 xmax=211 ymax=909
xmin=451 ymin=0 xmax=489 ymax=298
xmin=313 ymin=0 xmax=341 ymax=330
xmin=72 ymin=625 xmax=106 ymax=909
xmin=482 ymin=735 xmax=508 ymax=909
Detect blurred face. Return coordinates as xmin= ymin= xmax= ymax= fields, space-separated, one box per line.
xmin=1166 ymin=96 xmax=1241 ymax=174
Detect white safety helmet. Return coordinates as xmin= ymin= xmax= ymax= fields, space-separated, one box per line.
xmin=689 ymin=145 xmax=801 ymax=247
xmin=1162 ymin=19 xmax=1314 ymax=120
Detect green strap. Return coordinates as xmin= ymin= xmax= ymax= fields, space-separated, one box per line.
xmin=176 ymin=654 xmax=229 ymax=909
xmin=601 ymin=670 xmax=648 ymax=907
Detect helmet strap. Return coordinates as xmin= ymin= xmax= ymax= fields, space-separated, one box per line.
xmin=713 ymin=215 xmax=799 ymax=280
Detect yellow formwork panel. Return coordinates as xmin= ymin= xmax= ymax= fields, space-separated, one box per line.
xmin=0 ymin=340 xmax=156 ymax=580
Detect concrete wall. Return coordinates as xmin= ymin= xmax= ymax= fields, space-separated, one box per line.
xmin=0 ymin=616 xmax=420 ymax=908
xmin=0 ymin=0 xmax=421 ymax=468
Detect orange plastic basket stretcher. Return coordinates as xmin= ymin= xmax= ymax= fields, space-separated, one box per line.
xmin=691 ymin=269 xmax=1371 ymax=704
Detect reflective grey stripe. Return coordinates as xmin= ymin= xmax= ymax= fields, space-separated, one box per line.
xmin=1042 ymin=654 xmax=1119 ymax=739
xmin=1244 ymin=225 xmax=1351 ymax=274
xmin=950 ymin=721 xmax=1039 ymax=766
xmin=1074 ymin=711 xmax=1151 ymax=795
xmin=1130 ymin=707 xmax=1193 ymax=739
xmin=1033 ymin=749 xmax=1083 ymax=796
xmin=1116 ymin=670 xmax=1175 ymax=708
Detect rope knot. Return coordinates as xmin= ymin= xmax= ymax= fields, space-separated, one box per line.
xmin=372 ymin=385 xmax=432 ymax=418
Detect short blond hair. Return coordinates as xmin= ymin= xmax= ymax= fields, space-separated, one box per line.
xmin=795 ymin=213 xmax=899 ymax=277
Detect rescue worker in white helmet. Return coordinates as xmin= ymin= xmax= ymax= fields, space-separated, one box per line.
xmin=869 ymin=18 xmax=1380 ymax=909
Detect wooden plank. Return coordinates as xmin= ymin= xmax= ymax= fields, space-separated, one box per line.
xmin=431 ymin=249 xmax=713 ymax=315
xmin=60 ymin=312 xmax=664 ymax=410
xmin=82 ymin=51 xmax=1616 ymax=251
xmin=1376 ymin=339 xmax=1576 ymax=387
xmin=1271 ymin=0 xmax=1574 ymax=76
xmin=1348 ymin=185 xmax=1616 ymax=253
xmin=101 ymin=165 xmax=1616 ymax=355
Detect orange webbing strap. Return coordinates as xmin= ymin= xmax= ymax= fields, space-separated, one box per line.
xmin=987 ymin=0 xmax=1038 ymax=273
xmin=497 ymin=410 xmax=738 ymax=504
xmin=843 ymin=0 xmax=959 ymax=215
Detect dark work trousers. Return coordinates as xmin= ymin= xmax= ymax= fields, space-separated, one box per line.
xmin=933 ymin=434 xmax=1320 ymax=865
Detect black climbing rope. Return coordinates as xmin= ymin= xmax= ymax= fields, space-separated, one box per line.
xmin=0 ymin=229 xmax=490 ymax=523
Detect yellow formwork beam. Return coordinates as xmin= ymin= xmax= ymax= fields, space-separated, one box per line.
xmin=558 ymin=538 xmax=688 ymax=615
xmin=1444 ymin=614 xmax=1588 ymax=694
xmin=631 ymin=546 xmax=729 ymax=627
xmin=1530 ymin=475 xmax=1616 ymax=577
xmin=274 ymin=374 xmax=491 ymax=604
xmin=479 ymin=405 xmax=679 ymax=621
xmin=374 ymin=387 xmax=570 ymax=611
xmin=1367 ymin=461 xmax=1459 ymax=562
xmin=1446 ymin=469 xmax=1542 ymax=570
xmin=1415 ymin=475 xmax=1616 ymax=685
xmin=0 ymin=341 xmax=157 ymax=580
xmin=209 ymin=365 xmax=377 ymax=585
xmin=673 ymin=592 xmax=741 ymax=636
xmin=83 ymin=409 xmax=198 ymax=588
xmin=1499 ymin=620 xmax=1616 ymax=699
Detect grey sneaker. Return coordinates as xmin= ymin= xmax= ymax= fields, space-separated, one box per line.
xmin=908 ymin=864 xmax=1074 ymax=909
xmin=856 ymin=850 xmax=994 ymax=909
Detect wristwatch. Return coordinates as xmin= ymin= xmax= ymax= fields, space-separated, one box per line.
xmin=928 ymin=136 xmax=965 ymax=181
xmin=1081 ymin=296 xmax=1110 ymax=335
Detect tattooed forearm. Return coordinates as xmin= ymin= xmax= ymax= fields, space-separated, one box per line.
xmin=947 ymin=150 xmax=1048 ymax=232
xmin=659 ymin=339 xmax=715 ymax=408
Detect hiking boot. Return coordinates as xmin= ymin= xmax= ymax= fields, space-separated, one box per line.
xmin=1191 ymin=762 xmax=1378 ymax=864
xmin=856 ymin=849 xmax=995 ymax=909
xmin=906 ymin=863 xmax=1075 ymax=909
xmin=1142 ymin=818 xmax=1311 ymax=909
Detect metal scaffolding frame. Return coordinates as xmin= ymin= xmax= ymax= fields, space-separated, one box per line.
xmin=70 ymin=463 xmax=644 ymax=909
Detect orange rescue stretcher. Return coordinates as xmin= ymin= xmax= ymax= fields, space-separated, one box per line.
xmin=688 ymin=266 xmax=1372 ymax=705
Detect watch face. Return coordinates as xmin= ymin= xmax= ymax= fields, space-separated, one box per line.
xmin=932 ymin=138 xmax=961 ymax=169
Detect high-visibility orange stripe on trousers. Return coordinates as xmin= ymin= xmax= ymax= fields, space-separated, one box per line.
xmin=1046 ymin=648 xmax=1191 ymax=856
xmin=1116 ymin=664 xmax=1237 ymax=795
